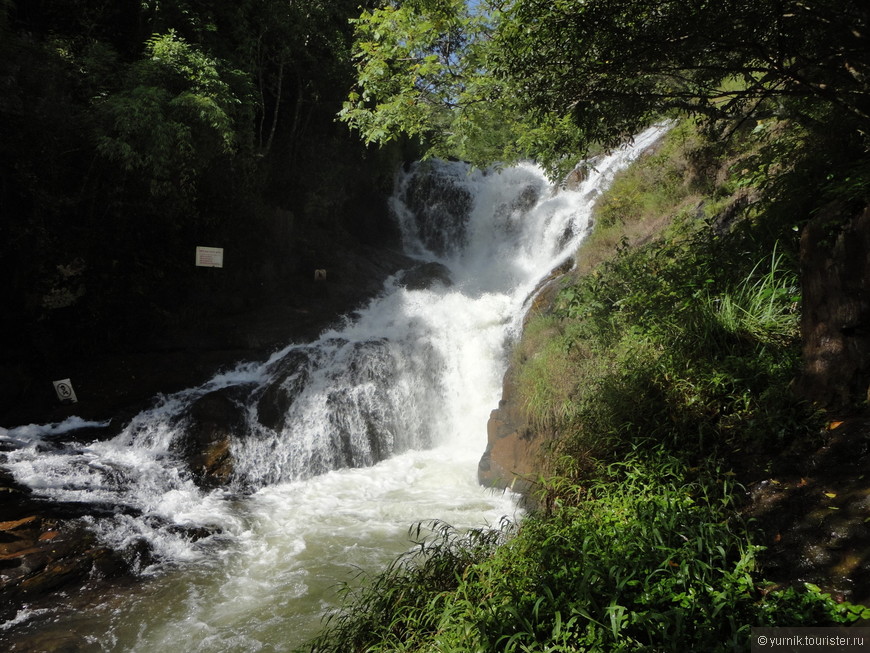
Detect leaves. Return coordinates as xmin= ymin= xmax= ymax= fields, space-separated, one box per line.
xmin=340 ymin=0 xmax=535 ymax=168
xmin=307 ymin=451 xmax=856 ymax=651
xmin=95 ymin=31 xmax=246 ymax=200
xmin=342 ymin=0 xmax=869 ymax=175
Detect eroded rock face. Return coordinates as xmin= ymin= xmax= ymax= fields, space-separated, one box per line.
xmin=478 ymin=368 xmax=542 ymax=496
xmin=397 ymin=262 xmax=453 ymax=290
xmin=798 ymin=203 xmax=870 ymax=408
xmin=478 ymin=273 xmax=571 ymax=497
xmin=0 ymin=472 xmax=129 ymax=624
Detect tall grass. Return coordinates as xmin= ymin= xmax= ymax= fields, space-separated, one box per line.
xmin=710 ymin=245 xmax=800 ymax=346
xmin=306 ymin=520 xmax=513 ymax=653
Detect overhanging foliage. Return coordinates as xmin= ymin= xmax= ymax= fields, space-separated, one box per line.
xmin=343 ymin=0 xmax=870 ymax=176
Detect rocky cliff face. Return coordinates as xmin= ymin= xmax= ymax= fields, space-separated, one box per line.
xmin=478 ymin=367 xmax=541 ymax=496
xmin=478 ymin=272 xmax=568 ymax=496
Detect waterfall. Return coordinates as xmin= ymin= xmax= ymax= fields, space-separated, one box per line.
xmin=0 ymin=124 xmax=666 ymax=647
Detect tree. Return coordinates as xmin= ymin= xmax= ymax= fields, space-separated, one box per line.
xmin=339 ymin=0 xmax=541 ymax=168
xmin=495 ymin=0 xmax=868 ymax=145
xmin=343 ymin=0 xmax=870 ymax=175
xmin=94 ymin=31 xmax=250 ymax=206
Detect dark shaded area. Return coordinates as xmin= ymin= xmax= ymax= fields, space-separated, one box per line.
xmin=0 ymin=0 xmax=423 ymax=638
xmin=739 ymin=417 xmax=870 ymax=605
xmin=0 ymin=0 xmax=414 ymax=427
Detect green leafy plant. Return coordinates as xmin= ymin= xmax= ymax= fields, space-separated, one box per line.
xmin=304 ymin=451 xmax=855 ymax=653
xmin=709 ymin=245 xmax=800 ymax=346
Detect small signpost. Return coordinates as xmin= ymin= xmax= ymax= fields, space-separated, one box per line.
xmin=314 ymin=269 xmax=327 ymax=281
xmin=195 ymin=246 xmax=224 ymax=268
xmin=53 ymin=378 xmax=78 ymax=404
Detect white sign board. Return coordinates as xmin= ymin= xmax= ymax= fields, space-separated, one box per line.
xmin=195 ymin=246 xmax=224 ymax=268
xmin=53 ymin=378 xmax=78 ymax=404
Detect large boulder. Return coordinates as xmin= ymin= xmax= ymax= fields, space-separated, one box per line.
xmin=174 ymin=389 xmax=249 ymax=488
xmin=400 ymin=164 xmax=473 ymax=255
xmin=477 ymin=368 xmax=542 ymax=496
xmin=397 ymin=262 xmax=453 ymax=290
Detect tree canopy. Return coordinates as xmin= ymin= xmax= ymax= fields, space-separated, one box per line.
xmin=339 ymin=0 xmax=526 ymax=167
xmin=341 ymin=0 xmax=870 ymax=176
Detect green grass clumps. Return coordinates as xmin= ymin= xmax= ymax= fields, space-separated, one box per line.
xmin=521 ymin=223 xmax=809 ymax=472
xmin=515 ymin=118 xmax=816 ymax=470
xmin=305 ymin=451 xmax=856 ymax=653
xmin=512 ymin=317 xmax=593 ymax=430
xmin=594 ymin=120 xmax=704 ymax=229
xmin=709 ymin=245 xmax=800 ymax=347
xmin=306 ymin=520 xmax=512 ymax=653
xmin=576 ymin=119 xmax=714 ymax=276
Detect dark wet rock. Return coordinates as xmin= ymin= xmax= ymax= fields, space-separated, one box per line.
xmin=256 ymin=349 xmax=314 ymax=432
xmin=562 ymin=156 xmax=604 ymax=191
xmin=514 ymin=184 xmax=542 ymax=213
xmin=174 ymin=388 xmax=250 ymax=489
xmin=0 ymin=470 xmax=34 ymax=522
xmin=397 ymin=262 xmax=453 ymax=290
xmin=323 ymin=339 xmax=400 ymax=472
xmin=0 ymin=515 xmax=127 ymax=623
xmin=166 ymin=522 xmax=220 ymax=542
xmin=401 ymin=165 xmax=473 ymax=255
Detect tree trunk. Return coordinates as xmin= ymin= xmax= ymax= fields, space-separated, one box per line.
xmin=797 ymin=202 xmax=870 ymax=410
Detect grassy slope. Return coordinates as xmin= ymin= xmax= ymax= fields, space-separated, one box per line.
xmin=302 ymin=119 xmax=870 ymax=652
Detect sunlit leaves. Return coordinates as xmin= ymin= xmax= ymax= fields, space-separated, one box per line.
xmin=340 ymin=0 xmax=528 ymax=168
xmin=343 ymin=0 xmax=869 ymax=176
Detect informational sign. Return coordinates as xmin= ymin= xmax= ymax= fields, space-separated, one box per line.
xmin=195 ymin=246 xmax=224 ymax=268
xmin=53 ymin=378 xmax=78 ymax=404
xmin=314 ymin=269 xmax=327 ymax=281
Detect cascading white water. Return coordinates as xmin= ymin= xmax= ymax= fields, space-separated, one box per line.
xmin=0 ymin=125 xmax=665 ymax=649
